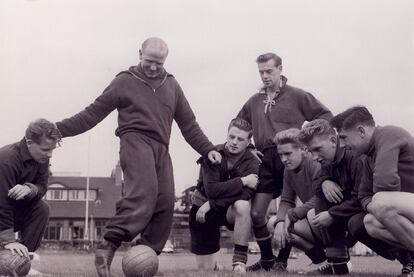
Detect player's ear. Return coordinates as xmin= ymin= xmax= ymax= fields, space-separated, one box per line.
xmin=25 ymin=138 xmax=34 ymax=146
xmin=139 ymin=49 xmax=143 ymax=60
xmin=357 ymin=125 xmax=366 ymax=138
xmin=329 ymin=135 xmax=337 ymax=145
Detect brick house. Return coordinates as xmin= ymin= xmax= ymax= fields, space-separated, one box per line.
xmin=43 ymin=165 xmax=123 ymax=242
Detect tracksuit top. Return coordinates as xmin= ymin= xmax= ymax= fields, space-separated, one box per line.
xmin=237 ymin=76 xmax=332 ymax=151
xmin=192 ymin=144 xmax=260 ymax=212
xmin=314 ymin=143 xmax=363 ymax=219
xmin=359 ymin=126 xmax=414 ymax=210
xmin=56 ymin=65 xmax=215 ymax=156
xmin=0 ymin=139 xmax=49 ymax=245
xmin=277 ymin=154 xmax=321 ymax=222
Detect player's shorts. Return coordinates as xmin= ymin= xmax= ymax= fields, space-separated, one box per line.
xmin=189 ymin=204 xmax=234 ymax=255
xmin=255 ymin=182 xmax=281 ymax=198
xmin=255 ymin=145 xmax=284 ymax=198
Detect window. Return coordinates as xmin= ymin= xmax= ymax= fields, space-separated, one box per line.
xmin=43 ymin=220 xmax=63 ymax=240
xmin=69 ymin=190 xmax=85 ymax=200
xmin=94 ymin=220 xmax=107 ymax=241
xmin=68 ymin=190 xmax=97 ymax=201
xmin=45 ymin=183 xmax=68 ymax=201
xmin=70 ymin=221 xmax=85 ymax=239
xmin=45 ymin=189 xmax=68 ymax=201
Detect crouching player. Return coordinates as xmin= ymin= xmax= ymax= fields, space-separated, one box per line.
xmin=298 ymin=119 xmax=364 ymax=275
xmin=267 ymin=128 xmax=328 ymax=273
xmin=0 ymin=119 xmax=61 ymax=260
xmin=189 ymin=118 xmax=259 ymax=273
xmin=332 ymin=106 xmax=414 ymax=276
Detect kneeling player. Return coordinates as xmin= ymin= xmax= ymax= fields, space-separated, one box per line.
xmin=0 ymin=119 xmax=61 ymax=264
xmin=189 ymin=118 xmax=259 ymax=274
xmin=298 ymin=119 xmax=364 ymax=275
xmin=267 ymin=128 xmax=327 ymax=272
xmin=332 ymin=106 xmax=414 ymax=276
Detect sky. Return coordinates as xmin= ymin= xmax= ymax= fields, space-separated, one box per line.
xmin=1 ymin=0 xmax=414 ymax=196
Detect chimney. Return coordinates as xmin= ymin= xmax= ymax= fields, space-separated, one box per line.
xmin=114 ymin=161 xmax=123 ymax=186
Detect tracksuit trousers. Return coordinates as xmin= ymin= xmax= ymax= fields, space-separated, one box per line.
xmin=14 ymin=200 xmax=49 ymax=252
xmin=104 ymin=132 xmax=175 ymax=254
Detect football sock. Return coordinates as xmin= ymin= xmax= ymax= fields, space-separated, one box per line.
xmin=256 ymin=238 xmax=274 ymax=261
xmin=253 ymin=224 xmax=274 ymax=261
xmin=276 ymin=243 xmax=292 ymax=263
xmin=305 ymin=245 xmax=327 ymax=264
xmin=233 ymin=244 xmax=248 ymax=265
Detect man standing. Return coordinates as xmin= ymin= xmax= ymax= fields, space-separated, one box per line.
xmin=331 ymin=106 xmax=414 ymax=276
xmin=56 ymin=37 xmax=221 ymax=277
xmin=190 ymin=118 xmax=259 ymax=274
xmin=237 ymin=52 xmax=332 ymax=271
xmin=0 ymin=119 xmax=61 ymax=260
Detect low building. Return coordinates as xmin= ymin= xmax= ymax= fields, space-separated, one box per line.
xmin=43 ymin=165 xmax=123 ymax=242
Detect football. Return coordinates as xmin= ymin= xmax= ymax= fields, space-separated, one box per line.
xmin=0 ymin=249 xmax=31 ymax=277
xmin=122 ymin=244 xmax=159 ymax=277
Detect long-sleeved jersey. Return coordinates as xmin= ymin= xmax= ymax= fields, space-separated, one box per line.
xmin=192 ymin=144 xmax=260 ymax=212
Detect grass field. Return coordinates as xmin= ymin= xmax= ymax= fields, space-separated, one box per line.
xmin=30 ymin=251 xmax=403 ymax=277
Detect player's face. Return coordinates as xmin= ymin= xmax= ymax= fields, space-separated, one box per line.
xmin=27 ymin=136 xmax=58 ymax=164
xmin=258 ymin=59 xmax=282 ymax=90
xmin=306 ymin=135 xmax=337 ymax=166
xmin=338 ymin=127 xmax=367 ymax=156
xmin=226 ymin=127 xmax=251 ymax=155
xmin=277 ymin=143 xmax=305 ymax=170
xmin=139 ymin=47 xmax=167 ymax=79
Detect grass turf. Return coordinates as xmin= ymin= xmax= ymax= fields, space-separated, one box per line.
xmin=32 ymin=251 xmax=402 ymax=276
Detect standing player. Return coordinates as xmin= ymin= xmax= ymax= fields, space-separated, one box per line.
xmin=55 ymin=37 xmax=221 ymax=277
xmin=189 ymin=118 xmax=259 ymax=274
xmin=267 ymin=128 xmax=327 ymax=272
xmin=298 ymin=119 xmax=362 ymax=275
xmin=331 ymin=106 xmax=414 ymax=276
xmin=0 ymin=119 xmax=61 ymax=261
xmin=237 ymin=52 xmax=332 ymax=271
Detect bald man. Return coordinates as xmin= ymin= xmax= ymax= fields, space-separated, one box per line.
xmin=56 ymin=37 xmax=221 ymax=277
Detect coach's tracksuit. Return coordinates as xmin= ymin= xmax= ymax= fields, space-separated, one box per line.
xmin=56 ymin=65 xmax=215 ymax=253
xmin=0 ymin=139 xmax=49 ymax=252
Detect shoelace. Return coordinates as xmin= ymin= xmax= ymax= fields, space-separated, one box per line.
xmin=318 ymin=262 xmax=333 ymax=273
xmin=273 ymin=262 xmax=287 ymax=269
xmin=263 ymin=95 xmax=276 ymax=113
xmin=402 ymin=262 xmax=414 ymax=274
xmin=247 ymin=261 xmax=262 ymax=270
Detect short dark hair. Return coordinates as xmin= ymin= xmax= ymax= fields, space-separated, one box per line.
xmin=25 ymin=119 xmax=62 ymax=144
xmin=228 ymin=118 xmax=253 ymax=139
xmin=256 ymin=52 xmax=282 ymax=67
xmin=273 ymin=128 xmax=302 ymax=148
xmin=331 ymin=106 xmax=375 ymax=132
xmin=299 ymin=119 xmax=336 ymax=145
